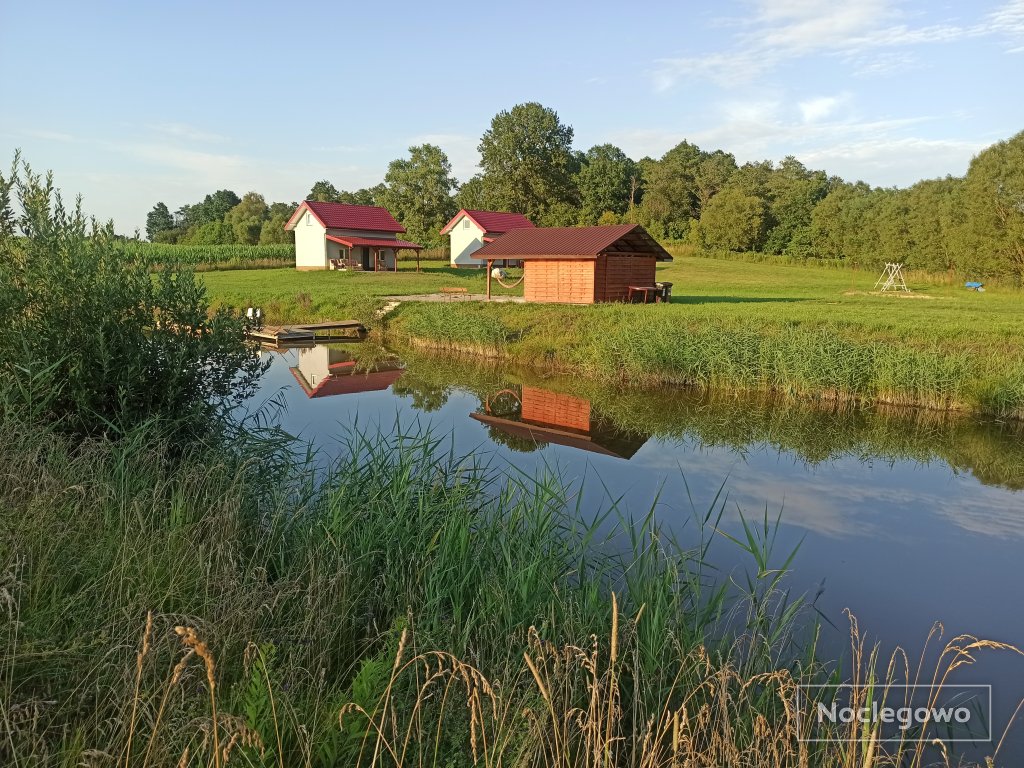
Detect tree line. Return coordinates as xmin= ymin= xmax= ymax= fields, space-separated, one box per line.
xmin=145 ymin=102 xmax=1024 ymax=279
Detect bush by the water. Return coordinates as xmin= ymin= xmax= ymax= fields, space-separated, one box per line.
xmin=0 ymin=155 xmax=263 ymax=438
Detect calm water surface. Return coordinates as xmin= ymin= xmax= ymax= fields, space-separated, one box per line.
xmin=251 ymin=341 xmax=1024 ymax=759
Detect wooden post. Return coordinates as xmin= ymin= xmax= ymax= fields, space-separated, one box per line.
xmin=416 ymin=249 xmax=421 ymax=273
xmin=394 ymin=249 xmax=398 ymax=272
xmin=486 ymin=259 xmax=493 ymax=300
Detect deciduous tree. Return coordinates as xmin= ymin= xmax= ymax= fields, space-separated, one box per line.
xmin=575 ymin=144 xmax=637 ymax=224
xmin=379 ymin=144 xmax=458 ymax=248
xmin=145 ymin=202 xmax=174 ymax=241
xmin=226 ymin=192 xmax=269 ymax=245
xmin=478 ymin=102 xmax=578 ymax=222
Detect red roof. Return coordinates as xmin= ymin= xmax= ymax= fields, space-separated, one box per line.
xmin=326 ymin=235 xmax=422 ymax=250
xmin=285 ymin=200 xmax=405 ymax=233
xmin=472 ymin=224 xmax=673 ymax=261
xmin=440 ymin=209 xmax=534 ymax=235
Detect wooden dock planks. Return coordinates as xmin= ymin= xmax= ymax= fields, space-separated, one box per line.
xmin=248 ymin=320 xmax=366 ymax=346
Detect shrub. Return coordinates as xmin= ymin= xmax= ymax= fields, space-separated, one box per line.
xmin=0 ymin=154 xmax=264 ymax=438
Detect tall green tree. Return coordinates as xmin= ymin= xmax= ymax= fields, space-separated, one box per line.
xmin=699 ymin=186 xmax=768 ymax=251
xmin=339 ymin=186 xmax=382 ymax=206
xmin=575 ymin=144 xmax=638 ymax=224
xmin=762 ymin=157 xmax=829 ymax=255
xmin=640 ymin=141 xmax=733 ymax=238
xmin=694 ymin=150 xmax=738 ymax=213
xmin=961 ymin=130 xmax=1024 ymax=279
xmin=259 ymin=202 xmax=296 ymax=245
xmin=308 ymin=180 xmax=341 ymax=202
xmin=379 ymin=145 xmax=457 ymax=247
xmin=145 ymin=202 xmax=174 ymax=241
xmin=454 ymin=175 xmax=486 ymax=211
xmin=478 ymin=102 xmax=578 ymax=222
xmin=226 ymin=192 xmax=269 ymax=245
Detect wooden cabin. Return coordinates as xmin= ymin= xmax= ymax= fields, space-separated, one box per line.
xmin=471 ymin=224 xmax=673 ymax=303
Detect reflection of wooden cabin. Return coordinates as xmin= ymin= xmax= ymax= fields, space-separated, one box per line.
xmin=289 ymin=346 xmax=402 ymax=398
xmin=471 ymin=224 xmax=673 ymax=303
xmin=471 ymin=385 xmax=647 ymax=459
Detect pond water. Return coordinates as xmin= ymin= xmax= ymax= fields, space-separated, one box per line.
xmin=250 ymin=340 xmax=1024 ymax=759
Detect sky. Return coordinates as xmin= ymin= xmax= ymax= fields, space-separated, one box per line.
xmin=1 ymin=0 xmax=1022 ymax=233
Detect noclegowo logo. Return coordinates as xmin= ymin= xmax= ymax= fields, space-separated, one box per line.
xmin=795 ymin=685 xmax=991 ymax=743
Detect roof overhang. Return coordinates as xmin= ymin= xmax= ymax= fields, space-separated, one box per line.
xmin=326 ymin=234 xmax=423 ymax=250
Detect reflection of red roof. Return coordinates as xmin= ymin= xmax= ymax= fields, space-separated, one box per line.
xmin=289 ymin=367 xmax=403 ymax=398
xmin=440 ymin=209 xmax=534 ymax=235
xmin=326 ymin=235 xmax=422 ymax=250
xmin=285 ymin=201 xmax=405 ymax=232
xmin=473 ymin=224 xmax=672 ymax=261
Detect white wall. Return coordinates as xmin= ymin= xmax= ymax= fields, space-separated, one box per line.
xmin=448 ymin=214 xmax=487 ymax=266
xmin=294 ymin=209 xmax=327 ymax=269
xmin=293 ymin=212 xmax=403 ymax=270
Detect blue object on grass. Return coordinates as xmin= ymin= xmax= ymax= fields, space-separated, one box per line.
xmin=965 ymin=281 xmax=984 ymax=290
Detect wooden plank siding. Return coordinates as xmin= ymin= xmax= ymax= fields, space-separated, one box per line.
xmin=597 ymin=255 xmax=658 ymax=302
xmin=523 ymin=260 xmax=596 ymax=304
xmin=521 ymin=386 xmax=591 ymax=432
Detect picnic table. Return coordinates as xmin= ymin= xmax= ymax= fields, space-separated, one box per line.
xmin=627 ymin=285 xmax=661 ymax=303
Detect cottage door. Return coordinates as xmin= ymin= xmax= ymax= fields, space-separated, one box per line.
xmin=361 ymin=247 xmax=371 ymax=270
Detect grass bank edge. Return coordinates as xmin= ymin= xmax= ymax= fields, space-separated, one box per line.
xmin=384 ymin=301 xmax=1024 ymax=420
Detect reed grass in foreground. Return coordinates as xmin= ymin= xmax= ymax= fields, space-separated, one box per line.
xmin=1 ymin=415 xmax=1018 ymax=766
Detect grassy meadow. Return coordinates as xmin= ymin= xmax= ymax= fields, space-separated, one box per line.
xmin=201 ymin=253 xmax=1024 ymax=417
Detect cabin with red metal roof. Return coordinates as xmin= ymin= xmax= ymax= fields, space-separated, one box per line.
xmin=440 ymin=208 xmax=534 ymax=267
xmin=284 ymin=200 xmax=422 ymax=271
xmin=472 ymin=224 xmax=673 ymax=304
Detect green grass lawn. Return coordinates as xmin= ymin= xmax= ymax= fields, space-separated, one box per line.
xmin=201 ymin=256 xmax=1024 ymax=416
xmin=200 ymin=258 xmax=521 ymax=321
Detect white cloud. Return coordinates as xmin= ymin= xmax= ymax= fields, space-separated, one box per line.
xmin=608 ymin=106 xmax=976 ymax=187
xmin=25 ymin=128 xmax=78 ymax=143
xmin=651 ymin=0 xmax=1024 ymax=90
xmin=798 ymin=95 xmax=844 ymax=123
xmin=147 ymin=122 xmax=227 ymax=143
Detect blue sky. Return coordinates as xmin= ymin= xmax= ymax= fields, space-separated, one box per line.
xmin=2 ymin=0 xmax=1022 ymax=233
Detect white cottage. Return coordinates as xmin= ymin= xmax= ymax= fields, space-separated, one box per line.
xmin=440 ymin=209 xmax=534 ymax=267
xmin=284 ymin=200 xmax=422 ymax=271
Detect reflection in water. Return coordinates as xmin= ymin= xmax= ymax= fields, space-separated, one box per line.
xmin=254 ymin=340 xmax=1024 ymax=761
xmin=471 ymin=385 xmax=648 ymax=459
xmin=288 ymin=345 xmax=404 ymax=398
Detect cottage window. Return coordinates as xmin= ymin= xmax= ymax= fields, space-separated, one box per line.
xmin=463 ymin=218 xmax=470 ymax=229
xmin=305 ymin=212 xmax=311 ymax=226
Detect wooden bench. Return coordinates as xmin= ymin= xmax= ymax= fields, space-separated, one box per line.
xmin=440 ymin=286 xmax=468 ymax=294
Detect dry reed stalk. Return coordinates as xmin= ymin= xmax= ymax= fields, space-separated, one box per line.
xmin=174 ymin=626 xmax=220 ymax=768
xmin=122 ymin=611 xmax=153 ymax=768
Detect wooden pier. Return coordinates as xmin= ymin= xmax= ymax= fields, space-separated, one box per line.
xmin=248 ymin=320 xmax=366 ymax=346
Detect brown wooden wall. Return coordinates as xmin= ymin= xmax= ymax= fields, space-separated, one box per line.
xmin=521 ymin=386 xmax=591 ymax=432
xmin=524 ymin=260 xmax=596 ymax=304
xmin=596 ymin=255 xmax=658 ymax=302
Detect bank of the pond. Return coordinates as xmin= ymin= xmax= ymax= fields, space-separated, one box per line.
xmin=201 ymin=257 xmax=1024 ymax=419
xmin=385 ymin=299 xmax=1024 ymax=419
